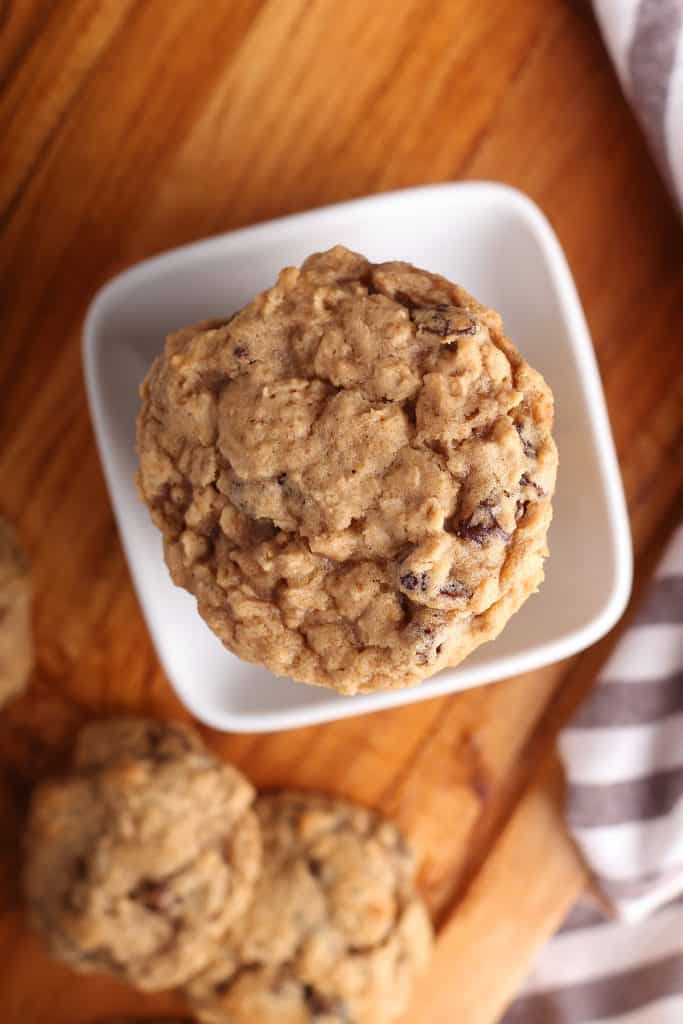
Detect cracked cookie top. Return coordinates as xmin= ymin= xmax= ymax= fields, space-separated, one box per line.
xmin=137 ymin=246 xmax=557 ymax=694
xmin=23 ymin=718 xmax=260 ymax=991
xmin=185 ymin=791 xmax=433 ymax=1024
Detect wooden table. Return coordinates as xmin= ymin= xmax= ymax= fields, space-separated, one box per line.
xmin=1 ymin=1 xmax=682 ymax=1021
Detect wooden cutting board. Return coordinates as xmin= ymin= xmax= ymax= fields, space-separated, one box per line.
xmin=1 ymin=1 xmax=682 ymax=1021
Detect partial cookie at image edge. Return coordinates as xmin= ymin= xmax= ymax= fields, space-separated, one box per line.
xmin=0 ymin=515 xmax=33 ymax=708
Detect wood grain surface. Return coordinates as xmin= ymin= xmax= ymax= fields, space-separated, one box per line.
xmin=1 ymin=1 xmax=682 ymax=1021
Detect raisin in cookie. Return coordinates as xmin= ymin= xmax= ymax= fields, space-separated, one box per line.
xmin=184 ymin=791 xmax=433 ymax=1024
xmin=137 ymin=246 xmax=557 ymax=695
xmin=0 ymin=515 xmax=32 ymax=706
xmin=24 ymin=718 xmax=261 ymax=991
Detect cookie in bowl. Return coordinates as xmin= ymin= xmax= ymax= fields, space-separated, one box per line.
xmin=137 ymin=246 xmax=557 ymax=695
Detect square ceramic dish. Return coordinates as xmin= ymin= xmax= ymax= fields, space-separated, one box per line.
xmin=83 ymin=183 xmax=632 ymax=732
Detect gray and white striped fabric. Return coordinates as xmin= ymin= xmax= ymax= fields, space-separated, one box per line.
xmin=503 ymin=898 xmax=683 ymax=1023
xmin=593 ymin=0 xmax=683 ymax=211
xmin=503 ymin=522 xmax=683 ymax=1023
xmin=561 ymin=524 xmax=683 ymax=925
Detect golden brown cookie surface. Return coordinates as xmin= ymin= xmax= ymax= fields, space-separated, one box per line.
xmin=0 ymin=516 xmax=32 ymax=706
xmin=24 ymin=719 xmax=260 ymax=991
xmin=185 ymin=790 xmax=433 ymax=1024
xmin=137 ymin=247 xmax=557 ymax=694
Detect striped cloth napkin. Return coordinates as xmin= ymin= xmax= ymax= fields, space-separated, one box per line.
xmin=500 ymin=5 xmax=683 ymax=1020
xmin=592 ymin=0 xmax=683 ymax=211
xmin=503 ymin=521 xmax=683 ymax=1023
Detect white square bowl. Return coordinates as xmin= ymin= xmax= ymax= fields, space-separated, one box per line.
xmin=83 ymin=183 xmax=632 ymax=733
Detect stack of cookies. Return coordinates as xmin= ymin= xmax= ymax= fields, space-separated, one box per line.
xmin=23 ymin=718 xmax=433 ymax=1023
xmin=137 ymin=246 xmax=557 ymax=697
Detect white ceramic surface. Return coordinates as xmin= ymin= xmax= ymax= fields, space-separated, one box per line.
xmin=83 ymin=182 xmax=632 ymax=733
